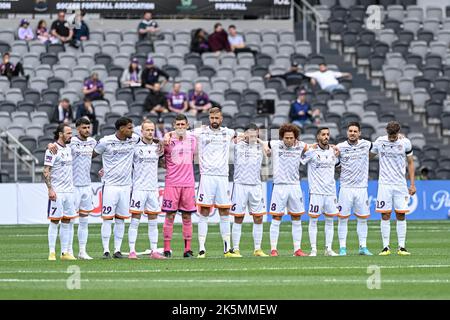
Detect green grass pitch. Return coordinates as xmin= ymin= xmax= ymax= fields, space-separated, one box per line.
xmin=0 ymin=220 xmax=449 ymax=299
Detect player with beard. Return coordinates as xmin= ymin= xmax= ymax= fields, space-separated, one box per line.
xmin=301 ymin=128 xmax=340 ymax=257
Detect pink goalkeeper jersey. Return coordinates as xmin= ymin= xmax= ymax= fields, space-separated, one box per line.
xmin=164 ymin=134 xmax=196 ymax=187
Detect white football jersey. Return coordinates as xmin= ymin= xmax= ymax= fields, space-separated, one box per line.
xmin=271 ymin=140 xmax=307 ymax=185
xmin=94 ymin=133 xmax=140 ymax=186
xmin=192 ymin=126 xmax=235 ymax=177
xmin=337 ymin=139 xmax=371 ymax=188
xmin=371 ymin=136 xmax=413 ymax=186
xmin=301 ymin=146 xmax=338 ymax=195
xmin=233 ymin=140 xmax=263 ymax=185
xmin=70 ymin=136 xmax=96 ymax=187
xmin=132 ymin=140 xmax=163 ymax=191
xmin=44 ymin=143 xmax=73 ymax=193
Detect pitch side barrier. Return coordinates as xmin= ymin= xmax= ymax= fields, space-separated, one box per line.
xmin=0 ymin=180 xmax=448 ymax=224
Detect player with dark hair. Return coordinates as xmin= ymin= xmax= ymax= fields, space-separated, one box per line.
xmin=301 ymin=127 xmax=340 ymax=257
xmin=370 ymin=121 xmax=415 ymax=256
xmin=230 ymin=123 xmax=268 ymax=257
xmin=335 ymin=122 xmax=373 ymax=256
xmin=161 ymin=114 xmax=197 ymax=258
xmin=93 ymin=117 xmax=139 ymax=259
xmin=266 ymin=123 xmax=309 ymax=257
xmin=43 ymin=123 xmax=77 ymax=260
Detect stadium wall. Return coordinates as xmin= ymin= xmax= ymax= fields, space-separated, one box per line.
xmin=0 ymin=18 xmax=293 ymax=32
xmin=0 ymin=181 xmax=449 ymax=224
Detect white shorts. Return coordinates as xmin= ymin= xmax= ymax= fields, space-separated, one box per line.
xmin=197 ymin=175 xmax=231 ymax=209
xmin=129 ymin=189 xmax=161 ymax=215
xmin=376 ymin=184 xmax=410 ymax=214
xmin=269 ymin=184 xmax=305 ymax=216
xmin=308 ymin=193 xmax=339 ymax=218
xmin=47 ymin=192 xmax=77 ymax=221
xmin=101 ymin=185 xmax=132 ymax=219
xmin=338 ymin=187 xmax=370 ymax=218
xmin=230 ymin=183 xmax=266 ymax=216
xmin=74 ymin=186 xmax=94 ymax=214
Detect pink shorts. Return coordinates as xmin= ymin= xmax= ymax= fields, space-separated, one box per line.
xmin=162 ymin=186 xmax=197 ymax=213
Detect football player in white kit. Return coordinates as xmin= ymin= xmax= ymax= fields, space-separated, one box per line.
xmin=127 ymin=120 xmax=165 ymax=260
xmin=336 ymin=122 xmax=373 ymax=256
xmin=230 ymin=123 xmax=268 ymax=257
xmin=93 ymin=117 xmax=139 ymax=259
xmin=47 ymin=118 xmax=97 ymax=259
xmin=193 ymin=107 xmax=240 ymax=258
xmin=301 ymin=127 xmax=340 ymax=257
xmin=266 ymin=123 xmax=308 ymax=257
xmin=370 ymin=121 xmax=416 ymax=256
xmin=68 ymin=118 xmax=97 ymax=259
xmin=43 ymin=124 xmax=78 ymax=261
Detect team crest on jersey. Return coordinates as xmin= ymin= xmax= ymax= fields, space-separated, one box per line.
xmin=398 ymin=145 xmax=403 ymax=150
xmin=45 ymin=155 xmax=52 ymax=161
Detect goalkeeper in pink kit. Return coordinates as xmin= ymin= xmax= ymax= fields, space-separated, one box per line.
xmin=162 ymin=114 xmax=197 ymax=258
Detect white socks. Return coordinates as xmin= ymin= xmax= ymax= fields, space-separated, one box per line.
xmin=232 ymin=222 xmax=242 ymax=250
xmin=128 ymin=218 xmax=140 ymax=253
xmin=198 ymin=215 xmax=208 ymax=252
xmin=78 ymin=216 xmax=89 ymax=254
xmin=338 ymin=218 xmax=348 ymax=248
xmin=308 ymin=217 xmax=318 ymax=251
xmin=114 ymin=218 xmax=125 ymax=253
xmin=253 ymin=223 xmax=263 ymax=250
xmin=325 ymin=216 xmax=334 ymax=250
xmin=270 ymin=219 xmax=281 ymax=250
xmin=380 ymin=219 xmax=390 ymax=248
xmin=292 ymin=220 xmax=302 ymax=251
xmin=148 ymin=219 xmax=159 ymax=251
xmin=220 ymin=215 xmax=231 ymax=253
xmin=357 ymin=218 xmax=368 ymax=248
xmin=67 ymin=219 xmax=75 ymax=254
xmin=60 ymin=222 xmax=70 ymax=254
xmin=48 ymin=222 xmax=59 ymax=253
xmin=101 ymin=219 xmax=113 ymax=253
xmin=396 ymin=220 xmax=407 ymax=248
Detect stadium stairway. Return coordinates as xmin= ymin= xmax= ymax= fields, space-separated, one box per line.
xmin=294 ymin=21 xmax=447 ymax=154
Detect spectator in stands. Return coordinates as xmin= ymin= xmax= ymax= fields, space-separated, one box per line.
xmin=144 ymin=82 xmax=169 ymax=115
xmin=121 ymin=58 xmax=142 ymax=88
xmin=227 ymin=25 xmax=256 ymax=55
xmin=83 ymin=72 xmax=105 ymax=102
xmin=36 ymin=20 xmax=55 ymax=44
xmin=51 ymin=10 xmax=73 ymax=44
xmin=76 ymin=97 xmax=98 ymax=135
xmin=51 ymin=98 xmax=74 ymax=124
xmin=305 ymin=63 xmax=352 ymax=93
xmin=189 ymin=83 xmax=212 ymax=115
xmin=0 ymin=52 xmax=27 ymax=82
xmin=208 ymin=23 xmax=231 ymax=54
xmin=138 ymin=11 xmax=160 ymax=42
xmin=141 ymin=58 xmax=169 ymax=91
xmin=417 ymin=166 xmax=430 ymax=180
xmin=17 ymin=19 xmax=35 ymax=41
xmin=265 ymin=62 xmax=310 ymax=87
xmin=167 ymin=82 xmax=189 ymax=114
xmin=289 ymin=89 xmax=320 ymax=128
xmin=71 ymin=10 xmax=90 ymax=48
xmin=190 ymin=28 xmax=210 ymax=54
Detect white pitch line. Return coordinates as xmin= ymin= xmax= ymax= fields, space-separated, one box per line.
xmin=0 ymin=278 xmax=449 ymax=284
xmin=0 ymin=264 xmax=449 ymax=274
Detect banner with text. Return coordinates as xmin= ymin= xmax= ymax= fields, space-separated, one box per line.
xmin=0 ymin=0 xmax=292 ymax=18
xmin=0 ymin=180 xmax=448 ymax=224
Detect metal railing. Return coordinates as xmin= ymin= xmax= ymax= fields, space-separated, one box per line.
xmin=0 ymin=131 xmax=38 ymax=182
xmin=294 ymin=0 xmax=321 ymax=54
